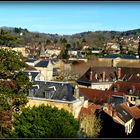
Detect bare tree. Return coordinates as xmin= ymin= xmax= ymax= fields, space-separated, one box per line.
xmin=80 ymin=115 xmax=102 ymax=138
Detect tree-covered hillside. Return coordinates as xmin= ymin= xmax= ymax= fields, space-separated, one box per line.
xmin=1 ymin=26 xmax=140 ymax=51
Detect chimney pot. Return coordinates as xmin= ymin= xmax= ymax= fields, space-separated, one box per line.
xmin=102 ymin=71 xmax=106 ymax=81
xmin=89 ymin=70 xmax=93 ymax=81
xmin=118 ymin=68 xmax=121 ymax=79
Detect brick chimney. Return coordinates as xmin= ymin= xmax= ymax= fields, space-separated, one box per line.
xmin=89 ymin=70 xmax=93 ymax=81
xmin=102 ymin=71 xmax=106 ymax=81
xmin=117 ymin=68 xmax=121 ymax=79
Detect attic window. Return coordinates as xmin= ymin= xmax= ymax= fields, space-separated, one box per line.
xmin=129 ymin=89 xmax=133 ymax=95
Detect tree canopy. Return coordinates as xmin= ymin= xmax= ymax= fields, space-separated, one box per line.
xmin=11 ymin=105 xmax=80 ymax=138
xmin=0 ymin=49 xmax=32 ymax=138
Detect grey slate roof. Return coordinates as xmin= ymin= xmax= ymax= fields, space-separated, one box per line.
xmin=26 ymin=58 xmax=38 ymax=62
xmin=108 ymin=96 xmax=124 ymax=107
xmin=28 ymin=81 xmax=76 ymax=101
xmin=35 ymin=60 xmax=49 ymax=67
xmin=102 ymin=54 xmax=137 ymax=59
xmin=24 ymin=71 xmax=39 ymax=81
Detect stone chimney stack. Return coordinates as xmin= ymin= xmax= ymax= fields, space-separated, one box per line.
xmin=74 ymin=84 xmax=79 ymax=99
xmin=89 ymin=69 xmax=93 ymax=81
xmin=117 ymin=68 xmax=121 ymax=79
xmin=102 ymin=71 xmax=106 ymax=81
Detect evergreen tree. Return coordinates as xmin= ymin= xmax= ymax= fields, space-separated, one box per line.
xmin=11 ymin=105 xmax=79 ymax=138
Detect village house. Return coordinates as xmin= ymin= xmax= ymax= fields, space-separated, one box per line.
xmin=1 ymin=46 xmax=27 ymax=57
xmin=76 ymin=85 xmax=140 ymax=135
xmin=26 ymin=81 xmax=88 ymax=119
xmin=109 ymin=81 xmax=140 ymax=106
xmin=25 ymin=58 xmax=53 ymax=81
xmin=77 ymin=65 xmax=140 ymax=90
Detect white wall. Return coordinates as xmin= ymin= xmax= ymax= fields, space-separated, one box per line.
xmin=124 ymin=119 xmax=135 ymax=135
xmin=91 ymin=82 xmax=113 ymax=90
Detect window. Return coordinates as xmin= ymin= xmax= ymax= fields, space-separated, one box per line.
xmin=131 ymin=97 xmax=136 ymax=101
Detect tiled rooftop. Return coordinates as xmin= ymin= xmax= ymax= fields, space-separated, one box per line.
xmin=79 ymin=87 xmax=124 ymax=105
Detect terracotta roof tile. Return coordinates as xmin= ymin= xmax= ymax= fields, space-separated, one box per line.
xmin=79 ymin=87 xmax=124 ymax=105
xmin=79 ymin=103 xmax=100 ymax=119
xmin=122 ymin=103 xmax=140 ymax=119
xmin=109 ymin=81 xmax=140 ymax=96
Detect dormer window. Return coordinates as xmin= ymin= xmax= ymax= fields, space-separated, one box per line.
xmin=113 ymin=87 xmax=117 ymax=92
xmin=129 ymin=89 xmax=133 ymax=95
xmin=131 ymin=97 xmax=136 ymax=101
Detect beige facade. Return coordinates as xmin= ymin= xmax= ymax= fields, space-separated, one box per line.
xmin=1 ymin=46 xmax=27 ymax=57
xmin=35 ymin=60 xmax=53 ymax=81
xmin=26 ymin=97 xmax=88 ymax=118
xmin=103 ymin=107 xmax=135 ymax=135
xmin=46 ymin=49 xmax=61 ymax=56
xmin=125 ymin=95 xmax=140 ymax=106
xmin=91 ymin=82 xmax=113 ymax=90
xmin=98 ymin=57 xmax=140 ymax=68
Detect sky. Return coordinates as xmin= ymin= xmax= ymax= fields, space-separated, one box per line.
xmin=0 ymin=2 xmax=140 ymax=35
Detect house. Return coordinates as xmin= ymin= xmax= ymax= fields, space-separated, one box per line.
xmin=1 ymin=46 xmax=27 ymax=57
xmin=79 ymin=86 xmax=124 ymax=106
xmin=26 ymin=81 xmax=88 ymax=118
xmin=106 ymin=43 xmax=120 ymax=54
xmin=77 ymin=66 xmax=140 ymax=90
xmin=34 ymin=59 xmax=53 ymax=81
xmin=77 ymin=66 xmax=119 ymax=90
xmin=103 ymin=103 xmax=135 ymax=135
xmin=25 ymin=58 xmax=54 ymax=81
xmin=109 ymin=81 xmax=140 ymax=106
xmin=99 ymin=54 xmax=139 ymax=67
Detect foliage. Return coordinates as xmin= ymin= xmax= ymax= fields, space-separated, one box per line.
xmin=0 ymin=49 xmax=26 ymax=79
xmin=0 ymin=29 xmax=20 ymax=47
xmin=59 ymin=47 xmax=69 ymax=60
xmin=80 ymin=115 xmax=102 ymax=138
xmin=10 ymin=105 xmax=79 ymax=138
xmin=0 ymin=49 xmax=31 ymax=138
xmin=14 ymin=71 xmax=32 ymax=94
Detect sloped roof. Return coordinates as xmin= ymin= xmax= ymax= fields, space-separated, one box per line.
xmin=121 ymin=103 xmax=140 ymax=120
xmin=102 ymin=54 xmax=137 ymax=59
xmin=26 ymin=58 xmax=38 ymax=63
xmin=24 ymin=65 xmax=37 ymax=71
xmin=79 ymin=103 xmax=97 ymax=117
xmin=24 ymin=71 xmax=39 ymax=81
xmin=79 ymin=87 xmax=124 ymax=105
xmin=35 ymin=60 xmax=49 ymax=67
xmin=29 ymin=81 xmax=76 ymax=101
xmin=109 ymin=81 xmax=140 ymax=96
xmin=77 ymin=66 xmax=140 ymax=86
xmin=115 ymin=104 xmax=133 ymax=123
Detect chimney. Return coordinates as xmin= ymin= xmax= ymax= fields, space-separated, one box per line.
xmin=89 ymin=69 xmax=93 ymax=81
xmin=117 ymin=68 xmax=121 ymax=79
xmin=102 ymin=71 xmax=106 ymax=81
xmin=74 ymin=84 xmax=79 ymax=99
xmin=95 ymin=73 xmax=98 ymax=79
xmin=28 ymin=72 xmax=32 ymax=82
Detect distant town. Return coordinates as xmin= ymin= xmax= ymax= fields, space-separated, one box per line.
xmin=0 ymin=27 xmax=140 ymax=138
